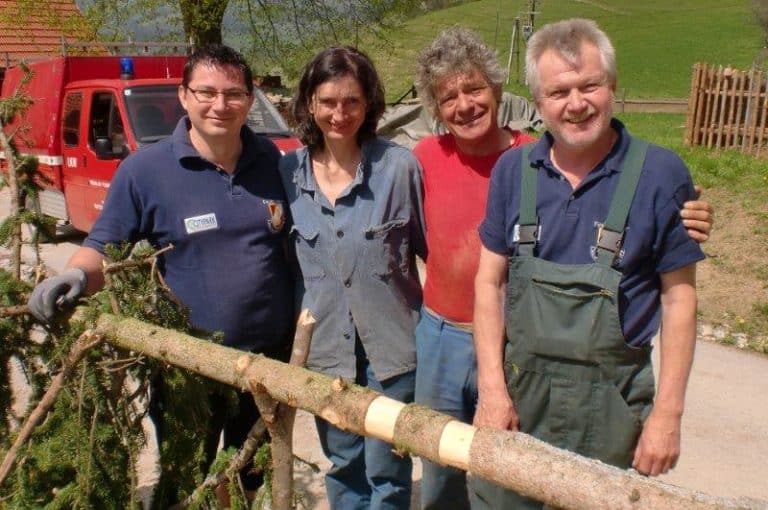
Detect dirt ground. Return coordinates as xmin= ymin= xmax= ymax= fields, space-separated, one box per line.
xmin=694 ymin=188 xmax=768 ymax=338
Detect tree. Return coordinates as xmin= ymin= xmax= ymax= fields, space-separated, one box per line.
xmin=232 ymin=0 xmax=415 ymax=78
xmin=77 ymin=0 xmax=414 ymax=77
xmin=178 ymin=0 xmax=228 ymax=45
xmin=0 ymin=65 xmax=55 ymax=280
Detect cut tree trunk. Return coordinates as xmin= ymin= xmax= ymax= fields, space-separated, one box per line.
xmin=92 ymin=313 xmax=767 ymax=510
xmin=251 ymin=308 xmax=315 ymax=510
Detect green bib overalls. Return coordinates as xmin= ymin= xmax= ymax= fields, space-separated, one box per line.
xmin=470 ymin=139 xmax=656 ymax=509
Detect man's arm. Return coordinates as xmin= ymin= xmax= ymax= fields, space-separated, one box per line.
xmin=632 ymin=263 xmax=697 ymax=476
xmin=473 ymin=245 xmax=518 ymax=430
xmin=66 ymin=247 xmax=107 ymax=295
xmin=681 ymin=186 xmax=714 ymax=243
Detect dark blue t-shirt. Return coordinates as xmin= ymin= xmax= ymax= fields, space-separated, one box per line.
xmin=479 ymin=120 xmax=705 ymax=346
xmin=84 ymin=117 xmax=294 ymax=351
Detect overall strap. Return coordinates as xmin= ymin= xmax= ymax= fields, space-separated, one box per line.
xmin=595 ymin=137 xmax=649 ymax=267
xmin=517 ymin=144 xmax=539 ymax=257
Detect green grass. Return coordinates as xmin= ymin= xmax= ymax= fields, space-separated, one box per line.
xmin=615 ymin=113 xmax=768 ymax=203
xmin=366 ymin=0 xmax=764 ymax=101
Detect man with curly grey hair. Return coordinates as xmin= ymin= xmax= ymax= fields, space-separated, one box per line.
xmin=412 ymin=26 xmax=539 ymax=510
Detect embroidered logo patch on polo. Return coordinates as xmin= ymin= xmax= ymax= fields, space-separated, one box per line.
xmin=184 ymin=213 xmax=219 ymax=235
xmin=264 ymin=200 xmax=286 ymax=233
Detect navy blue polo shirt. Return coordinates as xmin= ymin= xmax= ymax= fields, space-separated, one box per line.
xmin=84 ymin=117 xmax=294 ymax=352
xmin=479 ymin=120 xmax=705 ymax=347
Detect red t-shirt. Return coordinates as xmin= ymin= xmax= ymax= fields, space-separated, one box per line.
xmin=414 ymin=129 xmax=537 ymax=323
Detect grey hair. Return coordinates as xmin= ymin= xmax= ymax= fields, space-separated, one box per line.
xmin=415 ymin=26 xmax=506 ymax=116
xmin=525 ymin=18 xmax=616 ymax=99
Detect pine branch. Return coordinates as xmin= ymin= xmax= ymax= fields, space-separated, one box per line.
xmin=0 ymin=122 xmax=23 ymax=279
xmin=179 ymin=420 xmax=268 ymax=508
xmin=0 ymin=330 xmax=104 ymax=486
xmin=102 ymin=244 xmax=175 ymax=275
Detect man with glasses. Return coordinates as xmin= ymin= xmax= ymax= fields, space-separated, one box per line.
xmin=27 ymin=44 xmax=294 ymax=504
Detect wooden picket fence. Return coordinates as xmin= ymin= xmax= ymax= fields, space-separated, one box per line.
xmin=685 ymin=63 xmax=768 ymax=156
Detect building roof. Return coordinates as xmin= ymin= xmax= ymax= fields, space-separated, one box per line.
xmin=0 ymin=0 xmax=95 ymax=68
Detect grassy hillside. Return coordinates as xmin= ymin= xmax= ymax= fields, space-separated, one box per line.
xmin=369 ymin=0 xmax=764 ymax=101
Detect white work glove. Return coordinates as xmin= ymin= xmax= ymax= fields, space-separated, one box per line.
xmin=27 ymin=268 xmax=87 ymax=323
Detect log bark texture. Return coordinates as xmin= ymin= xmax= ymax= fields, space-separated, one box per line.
xmin=93 ymin=314 xmax=767 ymax=510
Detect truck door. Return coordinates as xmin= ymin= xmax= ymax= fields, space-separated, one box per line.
xmin=61 ymin=90 xmax=126 ymax=232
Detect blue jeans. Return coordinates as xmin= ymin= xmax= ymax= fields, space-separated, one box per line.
xmin=315 ymin=339 xmax=415 ymax=510
xmin=415 ymin=308 xmax=478 ymax=510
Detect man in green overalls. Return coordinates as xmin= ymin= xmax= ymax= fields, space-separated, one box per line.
xmin=471 ymin=18 xmax=706 ymax=508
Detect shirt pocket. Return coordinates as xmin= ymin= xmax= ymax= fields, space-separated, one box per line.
xmin=290 ymin=224 xmax=326 ymax=281
xmin=364 ymin=218 xmax=410 ymax=279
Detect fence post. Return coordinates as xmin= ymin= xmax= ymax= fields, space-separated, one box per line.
xmin=706 ymin=66 xmax=724 ymax=148
xmin=725 ymin=66 xmax=739 ymax=148
xmin=747 ymin=70 xmax=765 ymax=155
xmin=694 ymin=63 xmax=710 ymax=147
xmin=715 ymin=66 xmax=729 ymax=149
xmin=685 ymin=63 xmax=701 ymax=146
xmin=733 ymin=69 xmax=747 ymax=148
xmin=743 ymin=68 xmax=757 ymax=153
xmin=756 ymin=81 xmax=768 ymax=157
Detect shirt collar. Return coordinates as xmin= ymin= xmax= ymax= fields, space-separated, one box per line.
xmin=527 ymin=118 xmax=631 ymax=178
xmin=293 ymin=137 xmax=375 ymax=193
xmin=171 ymin=116 xmax=266 ymax=172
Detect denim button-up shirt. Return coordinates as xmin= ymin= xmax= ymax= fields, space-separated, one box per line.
xmin=279 ymin=137 xmax=427 ymax=381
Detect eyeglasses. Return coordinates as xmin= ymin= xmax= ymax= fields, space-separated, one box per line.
xmin=186 ymin=87 xmax=250 ymax=105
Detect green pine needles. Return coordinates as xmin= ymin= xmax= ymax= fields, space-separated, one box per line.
xmin=0 ymin=242 xmax=246 ymax=509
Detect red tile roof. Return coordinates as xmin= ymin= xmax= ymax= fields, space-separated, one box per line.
xmin=0 ymin=0 xmax=96 ymax=68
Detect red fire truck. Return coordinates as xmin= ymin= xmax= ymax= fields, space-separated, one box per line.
xmin=1 ymin=54 xmax=301 ymax=233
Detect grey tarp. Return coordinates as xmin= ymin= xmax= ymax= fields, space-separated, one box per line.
xmin=376 ymin=92 xmax=543 ymax=148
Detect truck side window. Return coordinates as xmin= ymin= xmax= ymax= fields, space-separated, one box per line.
xmin=62 ymin=93 xmax=83 ymax=147
xmin=90 ymin=92 xmax=124 ymax=158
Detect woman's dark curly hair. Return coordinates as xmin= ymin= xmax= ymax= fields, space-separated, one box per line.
xmin=291 ymin=46 xmax=385 ymax=150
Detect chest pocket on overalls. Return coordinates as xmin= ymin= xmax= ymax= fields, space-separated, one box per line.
xmin=526 ymin=272 xmax=617 ymax=362
xmin=290 ymin=224 xmax=325 ymax=281
xmin=364 ymin=218 xmax=410 ymax=279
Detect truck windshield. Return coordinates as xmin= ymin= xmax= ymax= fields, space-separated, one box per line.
xmin=246 ymin=88 xmax=293 ymax=138
xmin=124 ymin=85 xmax=182 ymax=145
xmin=124 ymin=84 xmax=292 ymax=144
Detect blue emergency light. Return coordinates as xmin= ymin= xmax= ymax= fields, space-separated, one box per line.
xmin=120 ymin=57 xmax=134 ymax=80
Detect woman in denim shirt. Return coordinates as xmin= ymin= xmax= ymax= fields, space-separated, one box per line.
xmin=279 ymin=47 xmax=426 ymax=509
